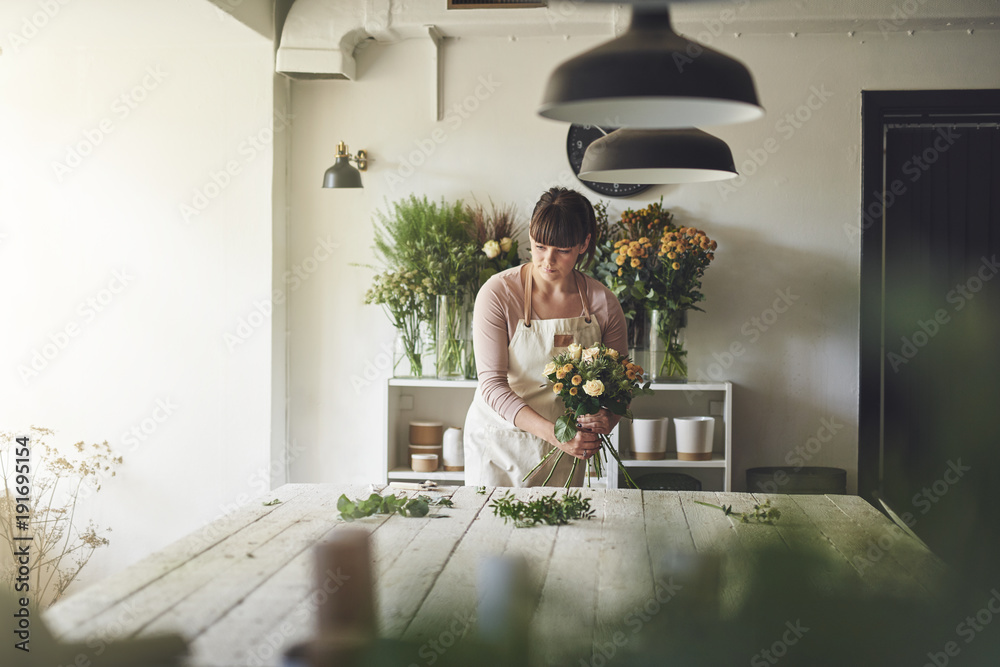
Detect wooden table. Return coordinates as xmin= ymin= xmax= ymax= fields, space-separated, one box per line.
xmin=44 ymin=484 xmax=947 ymax=666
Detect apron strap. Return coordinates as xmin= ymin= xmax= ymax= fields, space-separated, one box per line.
xmin=574 ymin=271 xmax=593 ymax=323
xmin=522 ymin=263 xmax=533 ymax=327
xmin=522 ymin=264 xmax=594 ymax=326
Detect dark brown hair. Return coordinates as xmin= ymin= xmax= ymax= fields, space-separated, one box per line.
xmin=529 ymin=187 xmax=597 ymax=269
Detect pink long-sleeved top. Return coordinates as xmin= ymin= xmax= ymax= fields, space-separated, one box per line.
xmin=473 ymin=265 xmax=629 ymax=424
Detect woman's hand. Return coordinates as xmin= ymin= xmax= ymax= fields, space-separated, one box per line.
xmin=555 ymin=427 xmax=602 ymax=460
xmin=576 ymin=408 xmax=614 ymax=436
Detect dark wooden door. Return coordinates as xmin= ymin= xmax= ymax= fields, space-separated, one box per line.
xmin=859 ymin=91 xmax=1000 ymax=559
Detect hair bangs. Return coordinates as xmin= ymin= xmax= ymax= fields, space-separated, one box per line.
xmin=530 ymin=208 xmax=587 ymax=249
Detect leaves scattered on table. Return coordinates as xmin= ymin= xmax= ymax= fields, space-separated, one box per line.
xmin=695 ymin=499 xmax=781 ymax=524
xmin=490 ymin=490 xmax=595 ymax=528
xmin=337 ymin=493 xmax=452 ymax=521
xmin=262 ymin=498 xmax=282 ymax=506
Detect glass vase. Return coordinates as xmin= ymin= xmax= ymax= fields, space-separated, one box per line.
xmin=419 ymin=318 xmax=436 ymax=378
xmin=436 ymin=294 xmax=466 ymax=380
xmin=627 ymin=307 xmax=651 ymax=380
xmin=392 ymin=328 xmax=422 ymax=378
xmin=649 ymin=308 xmax=688 ymax=383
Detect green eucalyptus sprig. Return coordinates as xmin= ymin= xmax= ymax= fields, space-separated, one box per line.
xmin=695 ymin=499 xmax=782 ymax=524
xmin=490 ymin=490 xmax=595 ymax=528
xmin=336 ymin=493 xmax=452 ymax=522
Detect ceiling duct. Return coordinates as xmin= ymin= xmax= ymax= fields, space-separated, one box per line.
xmin=276 ymin=0 xmax=617 ymax=80
xmin=275 ymin=0 xmax=1000 ymax=80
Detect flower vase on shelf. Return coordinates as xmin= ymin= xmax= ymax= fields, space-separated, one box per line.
xmin=419 ymin=318 xmax=436 ymax=378
xmin=392 ymin=325 xmax=422 ymax=378
xmin=650 ymin=309 xmax=688 ymax=382
xmin=627 ymin=307 xmax=650 ymax=379
xmin=462 ymin=290 xmax=477 ymax=380
xmin=436 ymin=294 xmax=466 ymax=379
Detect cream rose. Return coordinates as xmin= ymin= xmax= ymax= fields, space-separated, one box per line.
xmin=583 ymin=379 xmax=605 ymax=397
xmin=582 ymin=346 xmax=600 ymax=363
xmin=499 ymin=236 xmax=512 ymax=253
xmin=482 ymin=240 xmax=501 ymax=259
xmin=567 ymin=343 xmax=583 ymax=361
xmin=543 ymin=362 xmax=557 ymax=376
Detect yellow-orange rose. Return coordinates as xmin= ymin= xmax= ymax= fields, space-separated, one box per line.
xmin=606 ymin=348 xmax=619 ymax=360
xmin=553 ymin=382 xmax=564 ymax=393
xmin=571 ymin=375 xmax=583 ymax=386
xmin=569 ymin=386 xmax=578 ymax=396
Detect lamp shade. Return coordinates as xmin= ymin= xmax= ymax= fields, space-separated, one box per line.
xmin=322 ymin=156 xmax=363 ymax=188
xmin=539 ymin=6 xmax=763 ymax=128
xmin=578 ymin=128 xmax=737 ymax=184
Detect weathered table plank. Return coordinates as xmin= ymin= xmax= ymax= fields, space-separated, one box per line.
xmin=42 ymin=486 xmax=946 ymax=667
xmin=44 ymin=483 xmax=317 ymax=638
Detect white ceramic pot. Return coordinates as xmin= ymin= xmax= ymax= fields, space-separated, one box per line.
xmin=442 ymin=427 xmax=464 ymax=471
xmin=631 ymin=417 xmax=668 ymax=460
xmin=673 ymin=416 xmax=715 ymax=461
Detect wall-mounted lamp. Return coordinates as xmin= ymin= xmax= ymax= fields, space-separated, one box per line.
xmin=322 ymin=141 xmax=368 ymax=189
xmin=579 ymin=128 xmax=738 ymax=184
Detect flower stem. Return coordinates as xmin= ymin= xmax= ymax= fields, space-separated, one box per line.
xmin=564 ymin=457 xmax=579 ymax=489
xmin=521 ymin=446 xmax=560 ymax=483
xmin=541 ymin=450 xmax=565 ymax=487
xmin=602 ymin=434 xmax=639 ymax=489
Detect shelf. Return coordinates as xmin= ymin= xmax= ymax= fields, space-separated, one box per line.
xmin=388 ymin=378 xmax=478 ymax=388
xmin=388 ymin=468 xmax=466 ymax=482
xmin=617 ymin=452 xmax=727 ymax=468
xmin=645 ymin=381 xmax=730 ymax=391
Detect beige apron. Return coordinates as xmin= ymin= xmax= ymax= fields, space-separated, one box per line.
xmin=464 ymin=265 xmax=603 ymax=487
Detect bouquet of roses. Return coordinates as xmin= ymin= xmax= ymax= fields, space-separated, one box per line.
xmin=523 ymin=342 xmax=653 ymax=488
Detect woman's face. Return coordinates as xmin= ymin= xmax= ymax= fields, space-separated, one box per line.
xmin=529 ymin=235 xmax=590 ymax=285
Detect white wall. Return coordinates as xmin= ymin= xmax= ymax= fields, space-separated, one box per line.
xmin=288 ymin=18 xmax=1000 ymax=493
xmin=0 ymin=0 xmax=276 ymax=594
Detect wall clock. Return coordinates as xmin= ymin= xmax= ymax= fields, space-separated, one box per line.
xmin=566 ymin=124 xmax=652 ymax=198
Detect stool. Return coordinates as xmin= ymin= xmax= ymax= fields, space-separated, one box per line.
xmin=635 ymin=472 xmax=702 ymax=491
xmin=745 ymin=466 xmax=847 ymax=495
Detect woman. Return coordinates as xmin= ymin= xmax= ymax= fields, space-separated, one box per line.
xmin=463 ymin=187 xmax=628 ymax=487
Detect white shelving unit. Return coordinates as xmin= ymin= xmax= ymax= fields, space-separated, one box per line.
xmin=383 ymin=379 xmax=732 ymax=491
xmin=384 ymin=379 xmax=477 ymax=485
xmin=607 ymin=381 xmax=732 ymax=491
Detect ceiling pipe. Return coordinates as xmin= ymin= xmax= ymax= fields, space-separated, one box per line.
xmin=276 ymin=0 xmax=620 ymax=80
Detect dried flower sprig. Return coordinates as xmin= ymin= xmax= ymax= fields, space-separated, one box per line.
xmin=1 ymin=427 xmax=122 ymax=607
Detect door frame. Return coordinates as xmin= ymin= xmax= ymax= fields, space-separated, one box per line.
xmin=858 ymin=89 xmax=1000 ymax=502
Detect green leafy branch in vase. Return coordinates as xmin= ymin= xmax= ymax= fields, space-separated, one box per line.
xmin=694 ymin=499 xmax=782 ymax=524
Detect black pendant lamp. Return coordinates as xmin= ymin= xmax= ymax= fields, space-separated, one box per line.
xmin=579 ymin=128 xmax=737 ymax=184
xmin=322 ymin=141 xmax=367 ymax=189
xmin=539 ymin=5 xmax=763 ymax=128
